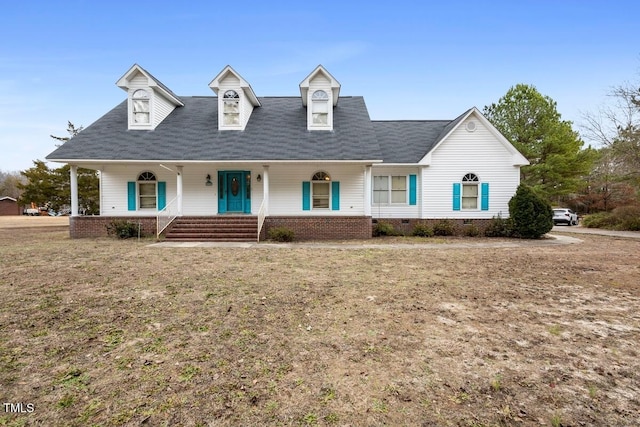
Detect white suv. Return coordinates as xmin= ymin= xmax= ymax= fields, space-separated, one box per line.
xmin=553 ymin=208 xmax=578 ymax=226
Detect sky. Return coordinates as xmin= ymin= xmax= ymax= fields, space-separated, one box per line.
xmin=1 ymin=0 xmax=639 ymax=172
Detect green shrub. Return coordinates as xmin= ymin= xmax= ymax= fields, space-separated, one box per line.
xmin=582 ymin=212 xmax=613 ymax=229
xmin=462 ymin=224 xmax=481 ymax=237
xmin=508 ymin=184 xmax=553 ymax=239
xmin=373 ymin=221 xmax=399 ymax=237
xmin=412 ymin=223 xmax=434 ymax=237
xmin=106 ymin=220 xmax=142 ymax=239
xmin=267 ymin=226 xmax=295 ymax=242
xmin=484 ymin=214 xmax=515 ymax=237
xmin=583 ymin=205 xmax=640 ymax=231
xmin=433 ymin=219 xmax=455 ymax=236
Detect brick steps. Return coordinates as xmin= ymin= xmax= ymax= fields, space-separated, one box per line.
xmin=164 ymin=216 xmax=258 ymax=242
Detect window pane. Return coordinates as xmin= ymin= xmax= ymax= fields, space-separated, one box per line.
xmin=373 ymin=176 xmax=388 ymax=191
xmin=133 ymin=99 xmax=149 ymax=112
xmin=391 ymin=176 xmax=406 ymax=190
xmin=313 ymin=101 xmax=328 ymax=113
xmin=391 ymin=190 xmax=406 ymax=203
xmin=224 ymin=114 xmax=240 ymax=125
xmin=139 ymin=183 xmax=155 ymax=196
xmin=313 ymin=182 xmax=329 ymax=196
xmin=312 ymin=113 xmax=328 ymax=125
xmin=134 ymin=112 xmax=149 ymax=123
xmin=139 ymin=197 xmax=156 ymax=209
xmin=462 ymin=197 xmax=477 ymax=209
xmin=463 ymin=184 xmax=478 ymax=197
xmin=224 ymin=101 xmax=239 ymax=113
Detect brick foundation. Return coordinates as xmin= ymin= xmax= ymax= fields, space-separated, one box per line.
xmin=373 ymin=218 xmax=494 ymax=236
xmin=70 ymin=216 xmax=157 ymax=238
xmin=262 ymin=216 xmax=372 ymax=240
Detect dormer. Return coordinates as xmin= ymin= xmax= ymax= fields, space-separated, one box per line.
xmin=116 ymin=64 xmax=184 ymax=130
xmin=299 ymin=65 xmax=341 ymax=131
xmin=209 ymin=66 xmax=261 ymax=131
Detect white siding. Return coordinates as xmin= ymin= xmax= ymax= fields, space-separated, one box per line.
xmin=370 ymin=166 xmax=419 ymax=218
xmin=101 ymin=164 xmax=266 ymax=216
xmin=100 ymin=163 xmax=367 ymax=217
xmin=100 ymin=165 xmax=177 ymax=216
xmin=422 ymin=116 xmax=520 ymax=218
xmin=152 ymin=92 xmax=176 ymax=128
xmin=266 ymin=163 xmax=364 ymax=216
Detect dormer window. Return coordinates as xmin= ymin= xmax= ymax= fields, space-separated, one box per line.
xmin=311 ymin=90 xmax=329 ymax=126
xmin=132 ymin=89 xmax=150 ymax=124
xmin=223 ymin=90 xmax=240 ymax=126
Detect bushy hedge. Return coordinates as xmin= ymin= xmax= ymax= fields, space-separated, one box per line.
xmin=373 ymin=221 xmax=401 ymax=237
xmin=508 ymin=184 xmax=553 ymax=239
xmin=411 ymin=223 xmax=434 ymax=237
xmin=582 ymin=205 xmax=640 ymax=231
xmin=433 ymin=219 xmax=455 ymax=236
xmin=484 ymin=214 xmax=515 ymax=237
xmin=106 ymin=220 xmax=143 ymax=239
xmin=267 ymin=226 xmax=295 ymax=242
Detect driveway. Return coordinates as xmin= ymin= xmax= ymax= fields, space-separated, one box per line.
xmin=552 ymin=225 xmax=640 ymax=239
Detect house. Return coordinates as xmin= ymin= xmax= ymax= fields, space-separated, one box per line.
xmin=0 ymin=197 xmax=20 ymax=216
xmin=45 ymin=64 xmax=529 ymax=240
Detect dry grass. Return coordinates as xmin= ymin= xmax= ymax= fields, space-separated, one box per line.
xmin=0 ymin=222 xmax=639 ymax=426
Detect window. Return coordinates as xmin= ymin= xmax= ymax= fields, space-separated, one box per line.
xmin=312 ymin=171 xmax=331 ymax=209
xmin=132 ymin=89 xmax=150 ymax=124
xmin=462 ymin=173 xmax=479 ymax=209
xmin=373 ymin=175 xmax=407 ymax=204
xmin=138 ymin=171 xmax=157 ymax=209
xmin=311 ymin=90 xmax=329 ymax=126
xmin=373 ymin=176 xmax=389 ymax=203
xmin=223 ymin=90 xmax=240 ymax=125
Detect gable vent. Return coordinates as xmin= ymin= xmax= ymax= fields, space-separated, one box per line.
xmin=465 ymin=121 xmax=477 ymax=132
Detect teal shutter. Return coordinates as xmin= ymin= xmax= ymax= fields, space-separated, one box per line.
xmin=453 ymin=183 xmax=461 ymax=211
xmin=481 ymin=182 xmax=489 ymax=211
xmin=331 ymin=181 xmax=340 ymax=211
xmin=158 ymin=181 xmax=166 ymax=210
xmin=409 ymin=175 xmax=417 ymax=206
xmin=127 ymin=182 xmax=136 ymax=211
xmin=302 ymin=182 xmax=311 ymax=211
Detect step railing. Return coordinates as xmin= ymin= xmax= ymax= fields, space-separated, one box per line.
xmin=156 ymin=196 xmax=179 ymax=237
xmin=257 ymin=199 xmax=266 ymax=242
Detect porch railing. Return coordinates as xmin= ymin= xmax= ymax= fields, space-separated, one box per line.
xmin=156 ymin=196 xmax=179 ymax=238
xmin=257 ymin=199 xmax=266 ymax=242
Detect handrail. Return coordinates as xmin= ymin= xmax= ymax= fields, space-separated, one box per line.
xmin=156 ymin=196 xmax=179 ymax=238
xmin=257 ymin=199 xmax=266 ymax=242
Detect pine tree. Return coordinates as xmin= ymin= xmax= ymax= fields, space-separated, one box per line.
xmin=484 ymin=84 xmax=595 ymax=201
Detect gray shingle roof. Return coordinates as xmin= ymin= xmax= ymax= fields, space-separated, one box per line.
xmin=371 ymin=108 xmax=473 ymax=163
xmin=47 ymin=96 xmax=384 ymax=162
xmin=372 ymin=120 xmax=451 ymax=163
xmin=46 ymin=95 xmax=469 ymax=164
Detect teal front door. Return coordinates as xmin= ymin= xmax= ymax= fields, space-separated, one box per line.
xmin=226 ymin=172 xmax=243 ymax=212
xmin=218 ymin=171 xmax=251 ymax=214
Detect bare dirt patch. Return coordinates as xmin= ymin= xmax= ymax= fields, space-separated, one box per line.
xmin=0 ymin=228 xmax=638 ymax=426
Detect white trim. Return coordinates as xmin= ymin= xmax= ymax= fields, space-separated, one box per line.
xmin=46 ymin=159 xmax=385 ymax=165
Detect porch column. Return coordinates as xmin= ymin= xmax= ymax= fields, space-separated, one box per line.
xmin=364 ymin=165 xmax=372 ymax=216
xmin=176 ymin=165 xmax=183 ymax=216
xmin=70 ymin=165 xmax=79 ymax=217
xmin=262 ymin=165 xmax=269 ymax=215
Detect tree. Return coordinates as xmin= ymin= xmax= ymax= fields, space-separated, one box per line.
xmin=0 ymin=170 xmax=24 ymax=199
xmin=50 ymin=121 xmax=84 ymax=146
xmin=17 ymin=122 xmax=99 ymax=214
xmin=484 ymin=84 xmax=595 ymax=201
xmin=508 ymin=184 xmax=553 ymax=239
xmin=582 ymin=81 xmax=640 ymax=187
